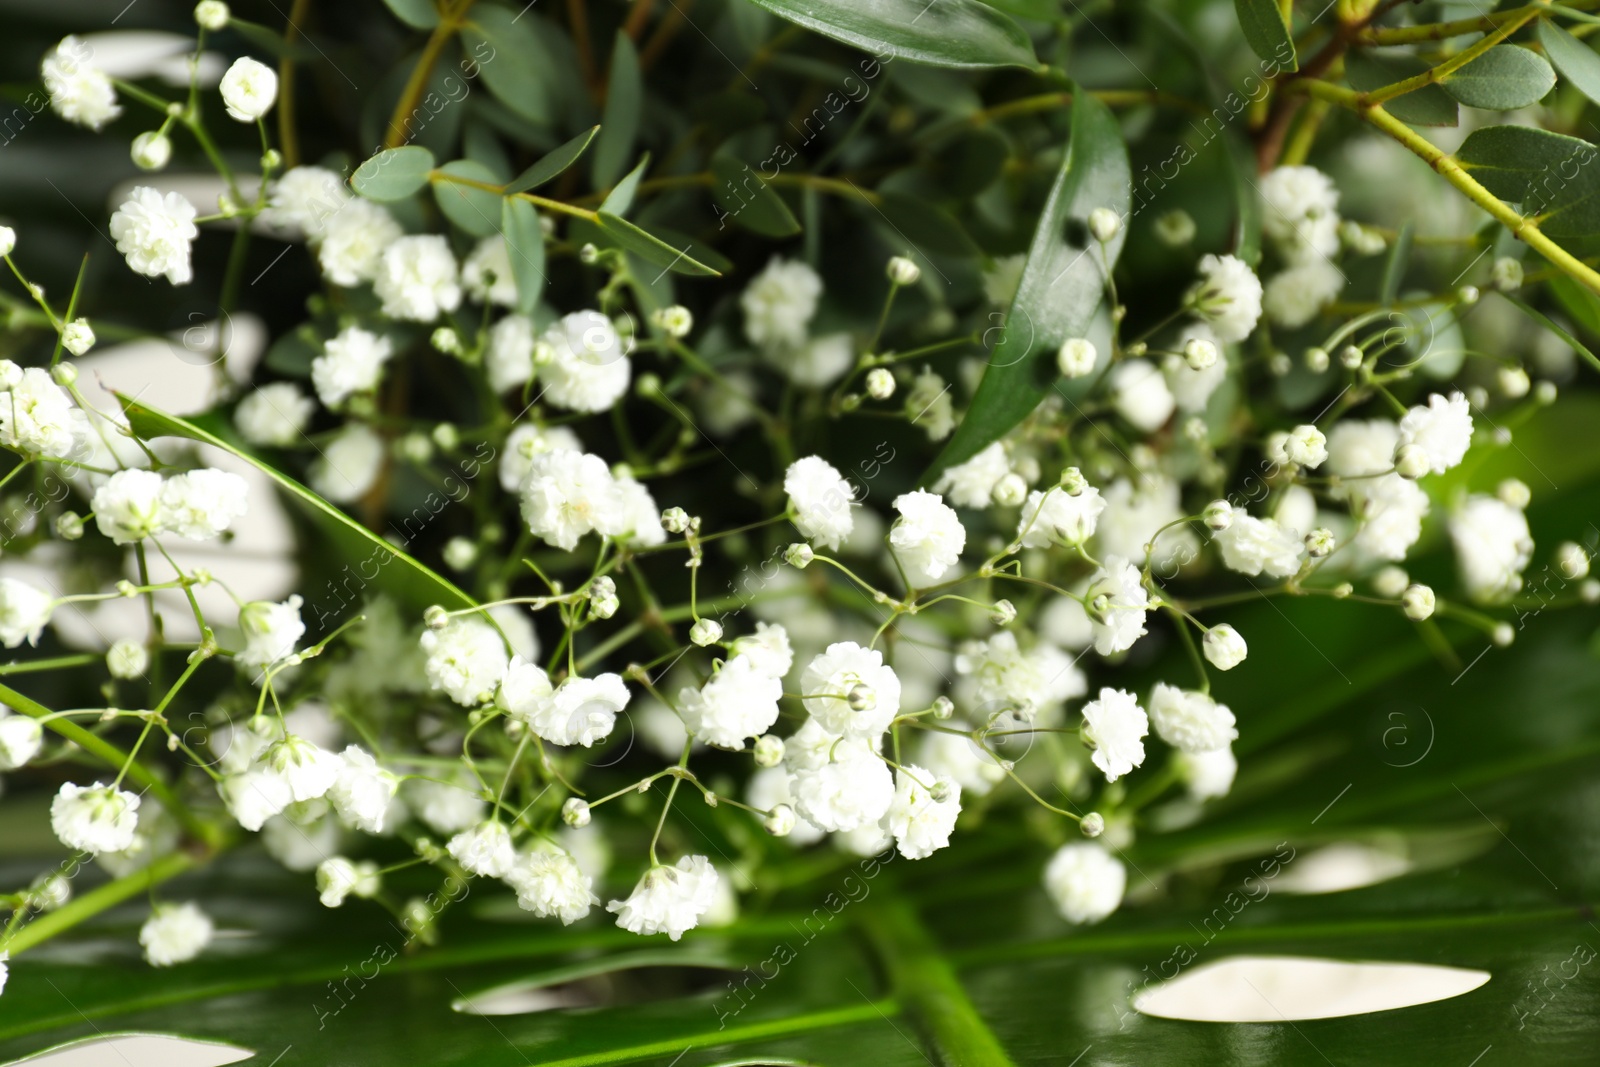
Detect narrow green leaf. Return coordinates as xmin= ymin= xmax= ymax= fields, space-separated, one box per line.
xmin=461 ymin=3 xmax=554 ymax=125
xmin=1505 ymin=292 xmax=1600 ymax=374
xmin=501 ymin=196 xmax=547 ymax=315
xmin=601 ymin=154 xmax=652 ymax=216
xmin=875 ymin=193 xmax=981 ymax=257
xmin=978 ymin=0 xmax=1061 ymax=18
xmin=710 ymin=154 xmax=802 ymax=237
xmin=1378 ymin=220 xmax=1413 ymax=305
xmin=1548 ymin=271 xmax=1600 ymax=335
xmin=1222 ymin=128 xmax=1263 ymax=265
xmin=1439 ymin=44 xmax=1556 ymax=110
xmin=593 ymin=33 xmax=643 ymax=189
xmin=924 ymin=86 xmax=1130 ymax=482
xmin=433 ymin=159 xmax=503 ymax=237
xmin=507 ymin=127 xmax=600 ymax=194
xmin=380 ymin=0 xmax=440 ymax=28
xmin=351 ymin=145 xmax=435 ymax=201
xmin=595 ymin=212 xmax=722 ymax=276
xmin=739 ymin=0 xmax=1036 ymax=69
xmin=1347 ymin=51 xmax=1459 ymax=126
xmin=1538 ymin=19 xmax=1600 ymax=107
xmin=1232 ymin=0 xmax=1297 ymax=73
xmin=1456 ymin=125 xmax=1600 ymax=236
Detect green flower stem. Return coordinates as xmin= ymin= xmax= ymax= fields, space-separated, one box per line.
xmin=1363 ymin=5 xmax=1544 ymax=105
xmin=428 ymin=170 xmax=598 ymax=221
xmin=1358 ymin=0 xmax=1597 ymax=43
xmin=385 ymin=0 xmax=478 ymax=149
xmin=1 ymin=849 xmax=204 ymax=958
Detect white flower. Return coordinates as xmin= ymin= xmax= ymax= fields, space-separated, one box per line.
xmin=505 ymin=849 xmax=598 ymax=924
xmin=139 ymin=902 xmax=213 ymax=966
xmin=748 ymin=766 xmax=825 ymax=844
xmin=263 ymin=734 xmax=341 ymax=802
xmin=1283 ymin=424 xmax=1328 ymax=469
xmin=890 ymin=491 xmax=965 ymax=582
xmin=608 ymin=855 xmax=720 ymax=940
xmin=406 ymin=777 xmax=486 ymax=834
xmin=776 ymin=332 xmax=853 ymax=387
xmin=1264 ymin=259 xmax=1343 ymax=328
xmin=0 ymin=708 xmax=42 ymax=769
xmin=611 ymin=474 xmax=667 ymax=547
xmin=1450 ymin=494 xmax=1533 ymax=602
xmin=61 ymin=318 xmax=95 ymax=356
xmin=160 ymin=468 xmax=248 ymax=540
xmin=1203 ymin=623 xmax=1248 ymax=671
xmin=1162 ymin=324 xmax=1228 ymax=413
xmin=41 ymin=37 xmax=120 ymax=130
xmin=313 ymin=326 xmax=393 ymax=409
xmin=917 ymin=729 xmax=1006 ymax=797
xmin=742 ymin=257 xmax=821 ymax=350
xmin=729 ymin=622 xmax=793 ymax=680
xmin=447 ymin=820 xmax=516 ymax=878
xmin=1095 ymin=475 xmax=1197 ymax=573
xmin=317 ymin=856 xmax=380 ymax=907
xmin=1109 ymin=359 xmax=1176 ymax=432
xmin=51 ymin=781 xmax=140 ymax=853
xmin=1044 ymin=842 xmax=1126 ymax=924
xmin=1018 ymin=484 xmax=1105 ymax=548
xmin=801 ymin=641 xmax=901 ymax=739
xmin=318 ymin=200 xmax=402 ymax=286
xmin=1260 ymin=165 xmax=1340 ymax=245
xmin=327 ymin=745 xmax=399 ymax=833
xmin=1326 ymin=419 xmax=1399 ymax=479
xmin=521 ymin=449 xmax=620 ymax=550
xmin=497 ymin=655 xmax=555 ymax=722
xmin=311 ymin=423 xmax=385 ymax=503
xmin=1148 ymin=683 xmax=1237 ymax=752
xmin=955 ymin=630 xmax=1086 ymax=719
xmin=0 ymin=366 xmax=77 ymax=457
xmin=262 ymin=166 xmax=350 ymax=240
xmin=885 ymin=766 xmax=961 ymax=860
xmin=1188 ymin=254 xmax=1262 ymax=343
xmin=540 ymin=311 xmax=632 ymax=413
xmin=532 ymin=674 xmax=630 ymax=747
xmin=1216 ymin=508 xmax=1305 ymax=578
xmin=463 ymin=235 xmax=518 ymax=306
xmin=1398 ymin=392 xmax=1473 ymax=474
xmin=784 ymin=456 xmax=855 ymax=550
xmin=905 ymin=367 xmax=955 ymax=440
xmin=110 ymin=188 xmax=198 ymax=285
xmin=0 ymin=227 xmax=11 ymax=257
xmin=679 ymin=655 xmax=782 ymax=749
xmin=486 ymin=314 xmax=536 ymax=394
xmin=1058 ymin=337 xmax=1098 ymax=378
xmin=220 ymin=768 xmax=292 ymax=831
xmin=237 ymin=595 xmax=305 ymax=668
xmin=1080 ymin=687 xmax=1148 ymax=782
xmin=1085 ymin=556 xmax=1150 ymax=656
xmin=933 ymin=442 xmax=1010 ymax=509
xmin=236 ymin=383 xmax=314 ymax=447
xmin=1179 ymin=745 xmax=1238 ymax=800
xmin=0 ymin=579 xmax=53 ymax=649
xmin=91 ymin=469 xmax=165 ymax=544
xmin=421 ymin=616 xmax=510 ymax=706
xmin=374 ymin=235 xmax=461 ymax=321
xmin=790 ymin=740 xmax=895 ymax=832
xmin=1350 ymin=474 xmax=1429 ymax=562
xmin=219 ymin=56 xmax=276 ymax=121
xmin=499 ymin=422 xmax=581 ymax=493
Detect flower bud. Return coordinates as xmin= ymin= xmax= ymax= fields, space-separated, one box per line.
xmin=1555 ymin=541 xmax=1591 ymax=581
xmin=61 ymin=318 xmax=95 ymax=357
xmin=431 ymin=327 xmax=462 ymax=355
xmin=1080 ymin=812 xmax=1106 ymax=838
xmin=785 ymin=543 xmax=814 ymax=568
xmin=1088 ymin=207 xmax=1122 ymax=243
xmin=1401 ymin=583 xmax=1435 ymax=621
xmin=865 ymin=368 xmax=895 ymax=400
xmin=1497 ymin=366 xmax=1530 ymax=398
xmin=1497 ymin=478 xmax=1531 ymax=509
xmin=991 ymin=599 xmax=1017 ymax=626
xmin=1457 ymin=285 xmax=1480 ymax=306
xmin=753 ymin=733 xmax=785 ymax=767
xmin=442 ymin=537 xmax=476 ymax=571
xmin=847 ymin=683 xmax=876 ymax=712
xmin=1492 ymin=622 xmax=1515 ymax=647
xmin=764 ymin=804 xmax=796 ymax=837
xmin=194 ymin=1 xmax=230 ymax=29
xmin=1304 ymin=346 xmax=1330 ymax=373
xmin=886 ymin=255 xmax=921 ymax=286
xmin=106 ymin=638 xmax=150 ymax=680
xmin=1372 ymin=565 xmax=1408 ymax=599
xmin=431 ymin=422 xmax=459 ymax=451
xmin=1394 ymin=443 xmax=1430 ymax=479
xmin=1203 ymin=623 xmax=1247 ymax=671
xmin=1057 ymin=338 xmax=1097 ymax=379
xmin=1183 ymin=337 xmax=1217 ymax=371
xmin=1305 ymin=528 xmax=1336 ymax=558
xmin=50 ymin=363 xmax=78 ymax=387
xmin=1268 ymin=352 xmax=1291 ymax=377
xmin=579 ymin=243 xmax=600 ymax=265
xmin=1203 ymin=499 xmax=1233 ymax=531
xmin=1491 ymin=257 xmax=1524 ymax=292
xmin=1059 ymin=466 xmax=1088 ymax=495
xmin=931 ymin=695 xmax=954 ymax=720
xmin=1535 ymin=381 xmax=1558 ymax=405
xmin=561 ymin=797 xmax=591 ymax=827
xmin=652 ymin=304 xmax=693 ymax=338
xmin=993 ymin=472 xmax=1027 ymax=507
xmin=661 ymin=506 xmax=690 ymax=533
xmin=1155 ymin=209 xmax=1195 ymax=246
xmin=55 ymin=512 xmax=84 ymax=541
xmin=1284 ymin=424 xmax=1327 ymax=469
xmin=131 ymin=132 xmax=172 ymax=171
xmin=423 ymin=605 xmax=449 ymax=630
xmin=689 ymin=618 xmax=723 ymax=647
xmin=929 ymin=778 xmax=953 ymax=803
xmin=1339 ymin=344 xmax=1364 ymax=370
xmin=116 ymin=580 xmax=138 ymax=598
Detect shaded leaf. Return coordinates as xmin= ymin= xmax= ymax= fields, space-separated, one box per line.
xmin=1232 ymin=0 xmax=1297 ymax=72
xmin=738 ymin=0 xmax=1036 ymax=70
xmin=595 ymin=213 xmax=722 ymax=276
xmin=601 ymin=155 xmax=651 ymax=216
xmin=1378 ymin=220 xmax=1413 ymax=305
xmin=351 ymin=145 xmax=435 ymax=201
xmin=461 ymin=3 xmax=555 ymax=126
xmin=1456 ymin=125 xmax=1600 ymax=236
xmin=1538 ymin=19 xmax=1600 ymax=108
xmin=711 ymin=154 xmax=802 ymax=237
xmin=1439 ymin=44 xmax=1556 ymax=110
xmin=501 ymin=196 xmax=547 ymax=315
xmin=507 ymin=127 xmax=600 ymax=194
xmin=380 ymin=0 xmax=440 ymax=29
xmin=434 ymin=159 xmax=503 ymax=237
xmin=593 ymin=33 xmax=643 ymax=189
xmin=1348 ymin=51 xmax=1459 ymax=126
xmin=875 ymin=192 xmax=981 ymax=257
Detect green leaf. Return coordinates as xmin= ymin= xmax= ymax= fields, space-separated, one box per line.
xmin=593 ymin=33 xmax=643 ymax=189
xmin=1439 ymin=44 xmax=1556 ymax=110
xmin=1347 ymin=51 xmax=1459 ymax=126
xmin=433 ymin=159 xmax=504 ymax=237
xmin=1232 ymin=0 xmax=1297 ymax=73
xmin=924 ymin=86 xmax=1130 ymax=482
xmin=1548 ymin=271 xmax=1600 ymax=336
xmin=506 ymin=127 xmax=600 ymax=194
xmin=977 ymin=0 xmax=1061 ymax=19
xmin=1504 ymin=292 xmax=1600 ymax=375
xmin=874 ymin=193 xmax=981 ymax=257
xmin=500 ymin=196 xmax=547 ymax=315
xmin=738 ymin=0 xmax=1037 ymax=70
xmin=595 ymin=212 xmax=722 ymax=276
xmin=351 ymin=145 xmax=436 ymax=201
xmin=1456 ymin=125 xmax=1600 ymax=236
xmin=461 ymin=3 xmax=555 ymax=125
xmin=600 ymin=154 xmax=651 ymax=216
xmin=1378 ymin=220 xmax=1413 ymax=305
xmin=1538 ymin=19 xmax=1600 ymax=107
xmin=380 ymin=0 xmax=440 ymax=29
xmin=710 ymin=154 xmax=802 ymax=237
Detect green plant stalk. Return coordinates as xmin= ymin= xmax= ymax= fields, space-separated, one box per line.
xmin=1359 ymin=0 xmax=1599 ymax=43
xmin=1364 ymin=3 xmax=1545 ymax=104
xmin=2 ymin=850 xmax=201 ymax=957
xmin=384 ymin=0 xmax=478 ymax=149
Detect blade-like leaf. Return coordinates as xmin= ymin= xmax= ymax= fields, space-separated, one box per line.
xmin=461 ymin=3 xmax=555 ymax=125
xmin=1439 ymin=44 xmax=1556 ymax=110
xmin=501 ymin=196 xmax=547 ymax=314
xmin=507 ymin=127 xmax=601 ymax=194
xmin=351 ymin=145 xmax=435 ymax=201
xmin=875 ymin=193 xmax=981 ymax=257
xmin=1537 ymin=19 xmax=1600 ymax=107
xmin=593 ymin=33 xmax=643 ymax=189
xmin=434 ymin=159 xmax=503 ymax=237
xmin=1232 ymin=0 xmax=1297 ymax=72
xmin=380 ymin=0 xmax=439 ymax=28
xmin=1456 ymin=125 xmax=1600 ymax=236
xmin=924 ymin=86 xmax=1130 ymax=482
xmin=711 ymin=154 xmax=802 ymax=237
xmin=600 ymin=154 xmax=652 ymax=217
xmin=595 ymin=212 xmax=722 ymax=276
xmin=738 ymin=0 xmax=1037 ymax=70
xmin=1348 ymin=51 xmax=1459 ymax=127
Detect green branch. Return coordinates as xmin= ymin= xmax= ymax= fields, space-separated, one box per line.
xmin=2 ymin=850 xmax=201 ymax=958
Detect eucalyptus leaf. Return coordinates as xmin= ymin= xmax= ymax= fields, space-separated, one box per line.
xmin=1232 ymin=0 xmax=1297 ymax=72
xmin=593 ymin=33 xmax=642 ymax=189
xmin=1537 ymin=19 xmax=1600 ymax=108
xmin=380 ymin=0 xmax=440 ymax=29
xmin=595 ymin=212 xmax=722 ymax=276
xmin=351 ymin=145 xmax=436 ymax=201
xmin=461 ymin=2 xmax=555 ymax=126
xmin=433 ymin=159 xmax=504 ymax=237
xmin=1348 ymin=51 xmax=1459 ymax=127
xmin=1439 ymin=44 xmax=1556 ymax=110
xmin=501 ymin=196 xmax=547 ymax=314
xmin=507 ymin=127 xmax=601 ymax=194
xmin=1456 ymin=125 xmax=1600 ymax=236
xmin=737 ymin=0 xmax=1037 ymax=70
xmin=711 ymin=154 xmax=802 ymax=237
xmin=600 ymin=154 xmax=652 ymax=216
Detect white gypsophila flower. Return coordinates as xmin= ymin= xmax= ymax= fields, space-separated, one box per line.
xmin=139 ymin=902 xmax=213 ymax=966
xmin=730 ymin=622 xmax=794 ymax=681
xmin=110 ymin=188 xmax=198 ymax=286
xmin=500 ymin=422 xmax=581 ymax=493
xmin=1264 ymin=259 xmax=1344 ymax=329
xmin=261 ymin=166 xmax=350 ymax=240
xmin=1188 ymin=254 xmax=1262 ymax=343
xmin=421 ymin=616 xmax=509 ymax=706
xmin=236 ymin=382 xmax=315 ymax=447
xmin=611 ymin=474 xmax=667 ymax=547
xmin=1095 ymin=475 xmax=1197 ymax=573
xmin=1162 ymin=324 xmax=1227 ymax=413
xmin=1450 ymin=494 xmax=1534 ymax=602
xmin=905 ymin=366 xmax=956 ymax=440
xmin=0 ymin=708 xmax=43 ymax=769
xmin=237 ymin=595 xmax=305 ymax=668
xmin=463 ymin=235 xmax=518 ymax=307
xmin=1283 ymin=424 xmax=1329 ymax=469
xmin=318 ymin=199 xmax=402 ymax=286
xmin=374 ymin=235 xmax=461 ymax=321
xmin=406 ymin=777 xmax=486 ymax=834
xmin=62 ymin=318 xmax=95 ymax=356
xmin=890 ymin=490 xmax=966 ymax=582
xmin=1109 ymin=359 xmax=1176 ymax=432
xmin=219 ymin=56 xmax=277 ymax=122
xmin=1398 ymin=391 xmax=1474 ymax=474
xmin=497 ymin=655 xmax=554 ymax=722
xmin=0 ymin=227 xmax=12 ymax=256
xmin=679 ymin=655 xmax=782 ymax=749
xmin=1216 ymin=508 xmax=1305 ymax=578
xmin=541 ymin=311 xmax=631 ymax=413
xmin=784 ymin=455 xmax=855 ymax=550
xmin=608 ymin=855 xmax=720 ymax=941
xmin=917 ymin=729 xmax=1006 ymax=797
xmin=1018 ymin=484 xmax=1106 ymax=548
xmin=1260 ymin=165 xmax=1340 ymax=244
xmin=521 ymin=448 xmax=620 ymax=550
xmin=0 ymin=578 xmax=54 ymax=649
xmin=327 ymin=745 xmax=399 ymax=833
xmin=1085 ymin=556 xmax=1150 ymax=657
xmin=789 ymin=740 xmax=895 ymax=832
xmin=1044 ymin=842 xmax=1126 ymax=924
xmin=1326 ymin=418 xmax=1399 ymax=479
xmin=52 ymin=781 xmax=140 ymax=853
xmin=0 ymin=366 xmax=78 ymax=457
xmin=1350 ymin=474 xmax=1429 ymax=562
xmin=748 ymin=765 xmax=826 ymax=844
xmin=1179 ymin=745 xmax=1238 ymax=800
xmin=220 ymin=768 xmax=291 ymax=831
xmin=532 ymin=673 xmax=630 ymax=747
xmin=41 ymin=37 xmax=120 ymax=130
xmin=1081 ymin=686 xmax=1148 ymax=782
xmin=91 ymin=469 xmax=165 ymax=544
xmin=885 ymin=765 xmax=961 ymax=860
xmin=505 ymin=848 xmax=598 ymax=924
xmin=317 ymin=856 xmax=380 ymax=907
xmin=801 ymin=641 xmax=901 ymax=739
xmin=933 ymin=442 xmax=1010 ymax=509
xmin=1203 ymin=623 xmax=1248 ymax=671
xmin=311 ymin=423 xmax=385 ymax=503
xmin=774 ymin=332 xmax=853 ymax=387
xmin=954 ymin=630 xmax=1086 ymax=721
xmin=742 ymin=257 xmax=822 ymax=350
xmin=447 ymin=820 xmax=516 ymax=878
xmin=486 ymin=314 xmax=536 ymax=394
xmin=312 ymin=326 xmax=393 ymax=409
xmin=262 ymin=734 xmax=341 ymax=802
xmin=160 ymin=468 xmax=248 ymax=540
xmin=1148 ymin=682 xmax=1238 ymax=753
